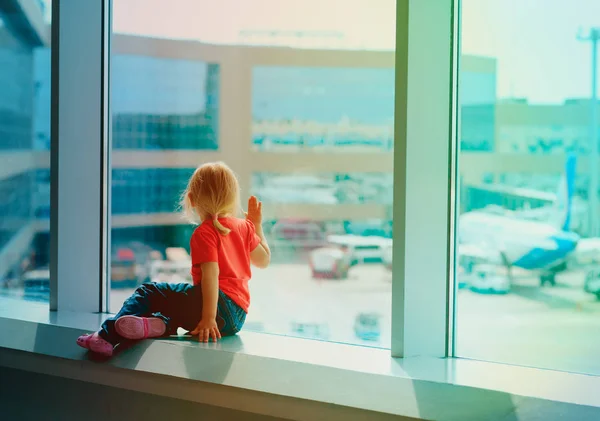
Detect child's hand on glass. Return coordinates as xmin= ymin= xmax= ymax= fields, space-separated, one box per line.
xmin=245 ymin=195 xmax=262 ymax=226
xmin=190 ymin=318 xmax=221 ymax=342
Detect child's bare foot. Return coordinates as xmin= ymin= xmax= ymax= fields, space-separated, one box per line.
xmin=115 ymin=316 xmax=166 ymax=340
xmin=76 ymin=332 xmax=113 ymax=357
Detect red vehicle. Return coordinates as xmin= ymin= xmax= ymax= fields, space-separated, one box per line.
xmin=111 ymin=242 xmax=160 ymax=289
xmin=309 ymin=246 xmax=351 ymax=280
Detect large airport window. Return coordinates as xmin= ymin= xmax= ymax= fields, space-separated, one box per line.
xmin=455 ymin=0 xmax=600 ymax=375
xmin=108 ymin=0 xmax=397 ymax=347
xmin=0 ymin=1 xmax=51 ymax=305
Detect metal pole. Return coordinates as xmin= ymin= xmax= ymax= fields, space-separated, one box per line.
xmin=578 ymin=28 xmax=600 ymax=237
xmin=590 ymin=30 xmax=599 ymax=237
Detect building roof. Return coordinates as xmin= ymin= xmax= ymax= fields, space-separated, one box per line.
xmin=113 ymin=0 xmax=397 ymax=50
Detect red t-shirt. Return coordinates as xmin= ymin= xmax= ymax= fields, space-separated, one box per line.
xmin=190 ymin=217 xmax=261 ymax=312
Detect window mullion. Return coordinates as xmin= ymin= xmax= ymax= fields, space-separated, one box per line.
xmin=391 ymin=0 xmax=458 ymax=358
xmin=50 ymin=0 xmax=110 ymax=312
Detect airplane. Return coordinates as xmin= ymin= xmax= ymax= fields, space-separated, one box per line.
xmin=458 ymin=153 xmax=584 ymax=288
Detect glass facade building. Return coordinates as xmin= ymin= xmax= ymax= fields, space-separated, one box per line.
xmin=0 ymin=5 xmax=47 ymax=295
xmin=112 ymin=56 xmax=219 ymax=150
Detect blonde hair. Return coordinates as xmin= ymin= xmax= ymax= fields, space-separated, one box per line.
xmin=181 ymin=162 xmax=240 ymax=235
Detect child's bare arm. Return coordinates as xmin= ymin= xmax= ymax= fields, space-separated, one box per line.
xmin=200 ymin=262 xmax=219 ymax=319
xmin=251 ymin=224 xmax=271 ymax=268
xmin=246 ymin=196 xmax=271 ymax=268
xmin=190 ymin=262 xmax=221 ymax=342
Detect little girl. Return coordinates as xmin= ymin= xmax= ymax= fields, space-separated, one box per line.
xmin=76 ymin=162 xmax=271 ymax=357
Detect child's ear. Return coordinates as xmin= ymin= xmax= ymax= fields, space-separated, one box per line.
xmin=187 ymin=192 xmax=194 ymax=207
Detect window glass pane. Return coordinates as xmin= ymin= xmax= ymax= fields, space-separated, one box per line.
xmin=456 ymin=0 xmax=600 ymax=375
xmin=109 ymin=0 xmax=395 ymax=347
xmin=0 ymin=1 xmax=51 ymax=306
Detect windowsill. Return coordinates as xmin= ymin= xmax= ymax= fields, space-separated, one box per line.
xmin=1 ymin=297 xmax=600 ymax=421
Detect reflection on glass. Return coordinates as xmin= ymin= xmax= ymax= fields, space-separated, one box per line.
xmin=456 ymin=0 xmax=600 ymax=375
xmin=0 ymin=2 xmax=51 ymax=304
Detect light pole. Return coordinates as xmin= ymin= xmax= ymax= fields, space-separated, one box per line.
xmin=578 ymin=28 xmax=600 ymax=237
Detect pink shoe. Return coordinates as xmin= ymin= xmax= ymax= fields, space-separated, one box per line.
xmin=76 ymin=332 xmax=113 ymax=357
xmin=115 ymin=316 xmax=166 ymax=340
xmin=76 ymin=333 xmax=92 ymax=349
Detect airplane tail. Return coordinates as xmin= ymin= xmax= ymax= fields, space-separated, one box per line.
xmin=552 ymin=153 xmax=576 ymax=232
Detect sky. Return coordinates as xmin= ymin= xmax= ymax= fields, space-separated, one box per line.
xmin=43 ymin=0 xmax=600 ymax=104
xmin=462 ymin=0 xmax=600 ymax=104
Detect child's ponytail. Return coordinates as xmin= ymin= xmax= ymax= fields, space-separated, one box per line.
xmin=213 ymin=216 xmax=231 ymax=236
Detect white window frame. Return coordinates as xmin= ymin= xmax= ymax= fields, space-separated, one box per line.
xmin=391 ymin=0 xmax=458 ymax=358
xmin=49 ymin=0 xmax=459 ymax=357
xmin=50 ymin=0 xmax=111 ymax=313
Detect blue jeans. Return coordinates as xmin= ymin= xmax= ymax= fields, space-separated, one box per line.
xmin=99 ymin=282 xmax=246 ymax=345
